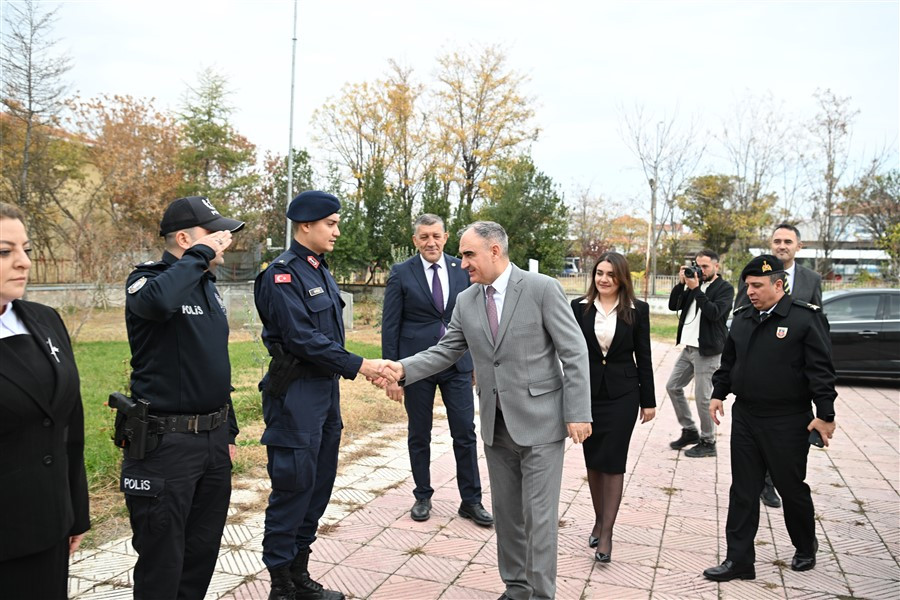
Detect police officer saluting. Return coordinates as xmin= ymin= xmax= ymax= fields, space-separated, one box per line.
xmin=703 ymin=255 xmax=837 ymax=582
xmin=255 ymin=191 xmax=392 ymax=600
xmin=121 ymin=196 xmax=243 ymax=599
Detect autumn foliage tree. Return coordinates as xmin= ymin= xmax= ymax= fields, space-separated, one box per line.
xmin=433 ymin=46 xmax=540 ymax=226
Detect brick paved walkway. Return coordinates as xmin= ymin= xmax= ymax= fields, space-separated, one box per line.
xmin=68 ymin=341 xmax=900 ymax=599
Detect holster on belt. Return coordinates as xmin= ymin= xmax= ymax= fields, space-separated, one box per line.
xmin=263 ymin=343 xmax=334 ymax=398
xmin=109 ymin=392 xmax=157 ymax=460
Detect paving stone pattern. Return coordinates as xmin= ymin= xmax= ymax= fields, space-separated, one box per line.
xmin=68 ymin=341 xmax=900 ymax=599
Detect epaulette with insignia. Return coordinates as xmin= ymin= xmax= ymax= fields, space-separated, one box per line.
xmin=134 ymin=260 xmax=166 ymax=269
xmin=793 ymin=299 xmax=821 ymax=311
xmin=733 ymin=304 xmax=752 ymax=315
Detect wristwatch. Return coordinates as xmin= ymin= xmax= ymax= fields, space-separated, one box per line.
xmin=820 ymin=414 xmax=835 ymax=423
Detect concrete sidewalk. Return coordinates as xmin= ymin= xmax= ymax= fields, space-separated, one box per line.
xmin=68 ymin=341 xmax=900 ymax=599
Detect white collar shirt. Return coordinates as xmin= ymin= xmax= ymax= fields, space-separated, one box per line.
xmin=0 ymin=303 xmax=30 ymax=339
xmin=785 ymin=263 xmax=796 ymax=294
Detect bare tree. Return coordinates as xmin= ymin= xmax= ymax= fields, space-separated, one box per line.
xmin=1 ymin=0 xmax=72 ymax=274
xmin=803 ymin=89 xmax=859 ymax=275
xmin=718 ymin=91 xmax=794 ymax=252
xmin=620 ymin=105 xmax=704 ymax=295
xmin=569 ymin=187 xmax=620 ymax=268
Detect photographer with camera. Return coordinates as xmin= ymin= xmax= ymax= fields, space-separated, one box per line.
xmin=666 ymin=249 xmax=734 ymax=458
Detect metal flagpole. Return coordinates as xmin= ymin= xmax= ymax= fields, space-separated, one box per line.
xmin=285 ymin=0 xmax=298 ymax=250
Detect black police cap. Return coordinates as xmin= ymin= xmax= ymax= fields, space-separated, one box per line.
xmin=287 ymin=190 xmax=341 ymax=223
xmin=159 ymin=196 xmax=245 ymax=236
xmin=741 ymin=254 xmax=785 ymax=281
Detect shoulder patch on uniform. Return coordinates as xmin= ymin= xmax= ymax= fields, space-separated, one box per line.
xmin=309 ymin=286 xmax=324 ymax=296
xmin=733 ymin=303 xmax=752 ymax=315
xmin=307 ymin=255 xmax=320 ymax=269
xmin=274 ymin=273 xmax=292 ymax=284
xmin=793 ymin=299 xmax=821 ymax=311
xmin=127 ymin=277 xmax=147 ymax=294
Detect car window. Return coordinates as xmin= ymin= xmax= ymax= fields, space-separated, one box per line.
xmin=825 ymin=294 xmax=880 ymax=321
xmin=887 ymin=295 xmax=900 ymax=320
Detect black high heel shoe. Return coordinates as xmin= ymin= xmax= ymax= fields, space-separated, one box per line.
xmin=594 ymin=541 xmax=612 ymax=563
xmin=588 ymin=535 xmax=599 ymax=548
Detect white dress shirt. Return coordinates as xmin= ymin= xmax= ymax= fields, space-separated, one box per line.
xmin=785 ymin=263 xmax=796 ymax=294
xmin=420 ymin=254 xmax=449 ymax=308
xmin=0 ymin=303 xmax=29 ymax=339
xmin=592 ymin=298 xmax=618 ymax=355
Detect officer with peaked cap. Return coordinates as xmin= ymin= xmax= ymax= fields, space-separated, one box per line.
xmin=122 ymin=195 xmax=243 ymax=599
xmin=254 ymin=190 xmax=392 ymax=600
xmin=702 ymin=254 xmax=837 ymax=582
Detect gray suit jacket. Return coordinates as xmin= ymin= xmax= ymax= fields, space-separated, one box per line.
xmin=401 ymin=264 xmax=591 ymax=447
xmin=735 ymin=262 xmax=823 ymax=307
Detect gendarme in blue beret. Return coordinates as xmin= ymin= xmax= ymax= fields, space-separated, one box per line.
xmin=287 ymin=190 xmax=341 ymax=223
xmin=741 ymin=254 xmax=785 ymax=281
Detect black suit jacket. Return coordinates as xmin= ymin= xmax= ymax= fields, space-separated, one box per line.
xmin=572 ymin=297 xmax=656 ymax=409
xmin=382 ymin=253 xmax=473 ymax=373
xmin=735 ymin=262 xmax=823 ymax=308
xmin=0 ymin=300 xmax=90 ymax=561
xmin=668 ymin=276 xmax=735 ymax=356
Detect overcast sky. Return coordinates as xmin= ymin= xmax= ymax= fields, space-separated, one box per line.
xmin=14 ymin=0 xmax=900 ymax=207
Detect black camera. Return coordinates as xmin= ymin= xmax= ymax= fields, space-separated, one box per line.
xmin=684 ymin=261 xmax=702 ymax=279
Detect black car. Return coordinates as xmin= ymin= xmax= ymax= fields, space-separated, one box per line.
xmin=822 ymin=288 xmax=900 ymax=380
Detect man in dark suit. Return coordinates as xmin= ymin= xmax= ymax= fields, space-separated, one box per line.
xmin=381 ymin=214 xmax=492 ymax=526
xmin=735 ymin=223 xmax=824 ymax=508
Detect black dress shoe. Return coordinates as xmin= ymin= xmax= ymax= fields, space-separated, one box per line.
xmin=703 ymin=560 xmax=756 ymax=581
xmin=410 ymin=498 xmax=431 ymax=521
xmin=760 ymin=484 xmax=782 ymax=508
xmin=594 ymin=540 xmax=612 ymax=563
xmin=458 ymin=502 xmax=494 ymax=527
xmin=588 ymin=535 xmax=599 ymax=548
xmin=792 ymin=540 xmax=818 ymax=571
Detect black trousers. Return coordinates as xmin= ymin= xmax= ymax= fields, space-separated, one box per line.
xmin=122 ymin=423 xmax=231 ymax=600
xmin=0 ymin=536 xmax=68 ymax=599
xmin=725 ymin=403 xmax=817 ymax=565
xmin=404 ymin=368 xmax=481 ymax=504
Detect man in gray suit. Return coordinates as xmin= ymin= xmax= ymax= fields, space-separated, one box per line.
xmin=734 ymin=222 xmax=823 ymax=509
xmin=384 ymin=221 xmax=592 ymax=600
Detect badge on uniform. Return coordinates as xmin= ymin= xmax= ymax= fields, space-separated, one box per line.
xmin=776 ymin=326 xmax=788 ymax=339
xmin=274 ymin=273 xmax=292 ymax=284
xmin=309 ymin=287 xmax=324 ymax=296
xmin=307 ymin=255 xmax=320 ymax=269
xmin=128 ymin=276 xmax=147 ymax=294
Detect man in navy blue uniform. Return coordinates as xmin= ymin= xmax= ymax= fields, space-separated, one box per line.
xmin=703 ymin=255 xmax=836 ymax=582
xmin=255 ymin=190 xmax=391 ymax=600
xmin=122 ymin=196 xmax=243 ymax=599
xmin=381 ymin=214 xmax=492 ymax=526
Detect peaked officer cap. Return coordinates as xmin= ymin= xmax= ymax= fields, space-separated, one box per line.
xmin=741 ymin=254 xmax=785 ymax=281
xmin=159 ymin=196 xmax=245 ymax=236
xmin=287 ymin=190 xmax=341 ymax=223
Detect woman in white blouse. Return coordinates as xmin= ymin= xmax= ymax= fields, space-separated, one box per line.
xmin=570 ymin=252 xmax=656 ymax=563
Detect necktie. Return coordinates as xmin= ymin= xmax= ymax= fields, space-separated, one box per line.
xmin=485 ymin=285 xmax=499 ymax=342
xmin=759 ymin=311 xmax=770 ymax=323
xmin=430 ymin=264 xmax=445 ymax=337
xmin=784 ymin=276 xmax=792 ymax=295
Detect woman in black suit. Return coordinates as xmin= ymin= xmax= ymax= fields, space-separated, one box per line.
xmin=0 ymin=203 xmax=90 ymax=598
xmin=571 ymin=251 xmax=655 ymax=563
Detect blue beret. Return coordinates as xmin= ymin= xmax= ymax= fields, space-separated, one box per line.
xmin=287 ymin=190 xmax=341 ymax=223
xmin=741 ymin=254 xmax=785 ymax=281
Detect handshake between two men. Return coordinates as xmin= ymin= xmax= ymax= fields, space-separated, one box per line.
xmin=358 ymin=359 xmax=405 ymax=394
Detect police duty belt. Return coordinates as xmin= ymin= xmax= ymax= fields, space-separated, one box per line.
xmin=150 ymin=404 xmax=230 ymax=434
